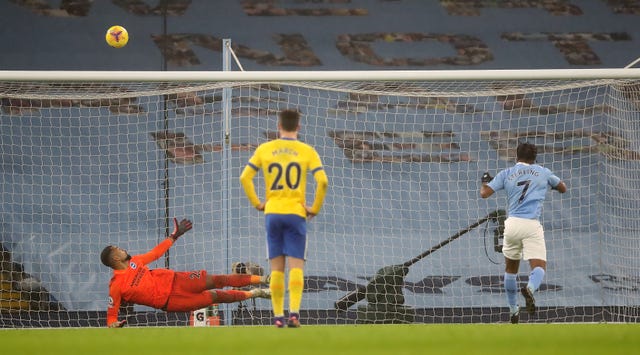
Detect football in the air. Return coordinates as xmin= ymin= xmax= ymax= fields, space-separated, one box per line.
xmin=105 ymin=25 xmax=129 ymax=48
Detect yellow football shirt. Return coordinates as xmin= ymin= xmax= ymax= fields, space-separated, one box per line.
xmin=240 ymin=138 xmax=328 ymax=218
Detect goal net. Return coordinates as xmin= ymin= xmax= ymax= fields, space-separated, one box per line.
xmin=0 ymin=70 xmax=639 ymax=327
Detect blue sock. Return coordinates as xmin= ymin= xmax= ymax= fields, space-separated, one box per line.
xmin=504 ymin=273 xmax=518 ymax=314
xmin=527 ymin=267 xmax=545 ymax=293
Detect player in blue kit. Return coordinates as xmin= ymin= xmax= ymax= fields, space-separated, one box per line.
xmin=480 ymin=142 xmax=566 ymax=324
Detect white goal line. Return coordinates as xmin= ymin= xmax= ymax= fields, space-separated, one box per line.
xmin=1 ymin=69 xmax=640 ymax=82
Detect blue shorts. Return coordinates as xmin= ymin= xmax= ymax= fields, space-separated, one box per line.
xmin=265 ymin=214 xmax=307 ymax=259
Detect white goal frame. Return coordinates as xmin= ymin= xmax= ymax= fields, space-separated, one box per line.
xmin=2 ymin=68 xmax=640 ymax=82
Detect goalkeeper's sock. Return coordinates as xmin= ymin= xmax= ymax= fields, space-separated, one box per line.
xmin=288 ymin=268 xmax=304 ymax=314
xmin=211 ymin=290 xmax=251 ymax=303
xmin=209 ymin=274 xmax=261 ymax=288
xmin=504 ymin=273 xmax=518 ymax=313
xmin=270 ymin=271 xmax=285 ymax=317
xmin=527 ymin=267 xmax=545 ymax=293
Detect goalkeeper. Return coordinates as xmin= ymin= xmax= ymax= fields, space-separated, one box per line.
xmin=480 ymin=142 xmax=566 ymax=324
xmin=100 ymin=218 xmax=270 ymax=328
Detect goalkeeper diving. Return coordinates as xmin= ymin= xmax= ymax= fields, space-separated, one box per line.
xmin=100 ymin=218 xmax=270 ymax=328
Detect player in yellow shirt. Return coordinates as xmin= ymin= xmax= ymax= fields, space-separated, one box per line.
xmin=240 ymin=109 xmax=329 ymax=328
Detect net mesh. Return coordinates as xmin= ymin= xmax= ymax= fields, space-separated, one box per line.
xmin=1 ymin=77 xmax=639 ymax=327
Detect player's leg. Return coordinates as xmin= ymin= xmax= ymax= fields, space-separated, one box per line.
xmin=521 ymin=258 xmax=545 ymax=316
xmin=286 ymin=256 xmax=305 ymax=328
xmin=504 ymin=258 xmax=520 ymax=323
xmin=523 ymin=222 xmax=547 ymax=293
xmin=164 ymin=290 xmax=262 ymax=312
xmin=527 ymin=258 xmax=547 ymax=286
xmin=164 ymin=292 xmax=216 ymax=312
xmin=266 ymin=214 xmax=286 ymax=327
xmin=205 ymin=274 xmax=264 ymax=289
xmin=522 ymin=256 xmax=546 ymax=315
xmin=172 ymin=271 xmax=207 ymax=293
xmin=282 ymin=215 xmax=306 ymax=328
xmin=209 ymin=289 xmax=262 ymax=303
xmin=172 ymin=270 xmax=267 ymax=294
xmin=167 ymin=272 xmax=270 ymax=312
xmin=501 ymin=217 xmax=524 ymax=323
xmin=521 ymin=220 xmax=546 ymax=315
xmin=163 ymin=274 xmax=242 ymax=312
xmin=269 ymin=255 xmax=286 ymax=327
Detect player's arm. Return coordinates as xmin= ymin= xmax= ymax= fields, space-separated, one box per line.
xmin=480 ymin=172 xmax=495 ymax=199
xmin=137 ymin=218 xmax=193 ymax=264
xmin=305 ymin=151 xmax=329 ymax=217
xmin=548 ymin=172 xmax=567 ymax=194
xmin=307 ymin=168 xmax=328 ymax=216
xmin=240 ymin=162 xmax=264 ymax=211
xmin=106 ymin=287 xmax=126 ymax=328
xmin=552 ymin=181 xmax=567 ymax=193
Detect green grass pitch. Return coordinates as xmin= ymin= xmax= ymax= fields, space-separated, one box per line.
xmin=1 ymin=323 xmax=639 ymax=355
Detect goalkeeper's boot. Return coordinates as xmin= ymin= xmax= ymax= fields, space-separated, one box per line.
xmin=250 ymin=288 xmax=271 ymax=299
xmin=260 ymin=274 xmax=271 ymax=285
xmin=287 ymin=313 xmax=301 ymax=328
xmin=510 ymin=310 xmax=519 ymax=324
xmin=521 ymin=286 xmax=536 ymax=315
xmin=273 ymin=316 xmax=285 ymax=328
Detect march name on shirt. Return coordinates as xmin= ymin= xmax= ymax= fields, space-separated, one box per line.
xmin=272 ymin=147 xmax=298 ymax=157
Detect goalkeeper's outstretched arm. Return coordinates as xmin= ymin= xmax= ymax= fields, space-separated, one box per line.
xmin=137 ymin=218 xmax=193 ymax=264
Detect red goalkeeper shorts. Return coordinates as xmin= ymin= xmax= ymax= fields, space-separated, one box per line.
xmin=163 ymin=270 xmax=213 ymax=312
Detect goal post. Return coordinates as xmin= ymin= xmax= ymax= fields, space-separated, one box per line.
xmin=0 ymin=69 xmax=639 ymax=327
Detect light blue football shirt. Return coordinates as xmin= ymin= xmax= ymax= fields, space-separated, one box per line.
xmin=487 ymin=162 xmax=561 ymax=219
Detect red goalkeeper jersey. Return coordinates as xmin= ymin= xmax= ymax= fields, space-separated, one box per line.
xmin=106 ymin=238 xmax=175 ymax=326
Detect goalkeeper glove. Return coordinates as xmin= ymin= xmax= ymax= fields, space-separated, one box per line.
xmin=169 ymin=218 xmax=193 ymax=241
xmin=481 ymin=172 xmax=493 ymax=183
